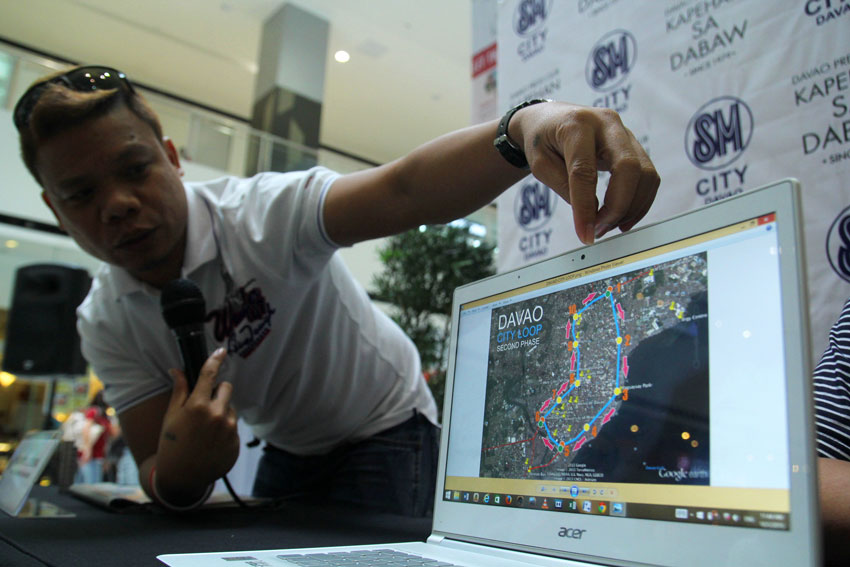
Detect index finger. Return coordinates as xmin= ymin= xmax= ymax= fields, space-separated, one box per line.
xmin=561 ymin=123 xmax=602 ymax=245
xmin=166 ymin=368 xmax=189 ymax=411
xmin=210 ymin=380 xmax=233 ymax=411
xmin=190 ymin=347 xmax=227 ymax=400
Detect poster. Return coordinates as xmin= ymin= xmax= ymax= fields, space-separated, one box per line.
xmin=493 ymin=0 xmax=850 ymax=358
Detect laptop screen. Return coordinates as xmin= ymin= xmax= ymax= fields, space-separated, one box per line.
xmin=442 ymin=212 xmax=790 ymax=531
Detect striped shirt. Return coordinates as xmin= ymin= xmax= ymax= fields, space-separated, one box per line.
xmin=814 ymin=298 xmax=850 ymax=461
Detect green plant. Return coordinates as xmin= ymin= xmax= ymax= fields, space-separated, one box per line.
xmin=373 ymin=224 xmax=495 ymax=418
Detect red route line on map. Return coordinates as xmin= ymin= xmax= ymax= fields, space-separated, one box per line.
xmin=619 ymin=270 xmax=651 ymax=289
xmin=529 ymin=452 xmax=559 ymax=471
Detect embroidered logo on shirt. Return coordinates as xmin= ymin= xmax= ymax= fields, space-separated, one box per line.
xmin=207 ymin=279 xmax=276 ymax=358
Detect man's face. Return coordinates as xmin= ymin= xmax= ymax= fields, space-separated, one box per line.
xmin=36 ymin=104 xmax=188 ymax=287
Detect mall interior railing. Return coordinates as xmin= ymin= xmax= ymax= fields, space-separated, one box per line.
xmin=0 ymin=40 xmax=496 ymax=241
xmin=0 ymin=40 xmax=379 ymax=178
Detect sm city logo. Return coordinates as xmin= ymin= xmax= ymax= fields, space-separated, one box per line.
xmin=514 ymin=180 xmax=556 ymax=261
xmin=513 ymin=0 xmax=553 ymax=61
xmin=685 ymin=96 xmax=754 ymax=204
xmin=827 ymin=205 xmax=850 ymax=283
xmin=804 ymin=0 xmax=850 ymax=26
xmin=586 ymin=30 xmax=636 ymax=112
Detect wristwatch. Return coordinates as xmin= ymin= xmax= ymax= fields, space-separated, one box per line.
xmin=493 ymin=98 xmax=551 ymax=169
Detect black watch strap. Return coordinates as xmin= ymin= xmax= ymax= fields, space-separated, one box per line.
xmin=493 ymin=98 xmax=551 ymax=170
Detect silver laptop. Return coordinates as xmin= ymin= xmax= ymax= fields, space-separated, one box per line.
xmin=159 ymin=178 xmax=820 ymax=566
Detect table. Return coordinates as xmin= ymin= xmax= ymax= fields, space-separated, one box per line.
xmin=0 ymin=486 xmax=432 ymax=567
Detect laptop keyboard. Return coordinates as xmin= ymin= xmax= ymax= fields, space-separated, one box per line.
xmin=276 ymin=549 xmax=459 ymax=566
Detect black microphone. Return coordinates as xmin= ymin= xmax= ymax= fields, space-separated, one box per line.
xmin=161 ymin=278 xmax=208 ymax=391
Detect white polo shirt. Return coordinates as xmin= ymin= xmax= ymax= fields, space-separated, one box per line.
xmin=77 ymin=167 xmax=437 ymax=455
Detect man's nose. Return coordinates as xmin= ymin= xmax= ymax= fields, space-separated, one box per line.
xmin=101 ymin=185 xmax=141 ymax=223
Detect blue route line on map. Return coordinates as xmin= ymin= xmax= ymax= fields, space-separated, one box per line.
xmin=540 ymin=290 xmax=623 ymax=449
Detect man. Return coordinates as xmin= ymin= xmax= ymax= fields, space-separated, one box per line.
xmin=15 ymin=65 xmax=659 ymax=514
xmin=813 ymin=299 xmax=850 ymax=562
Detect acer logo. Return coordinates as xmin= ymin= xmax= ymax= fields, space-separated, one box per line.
xmin=558 ymin=527 xmax=586 ymax=539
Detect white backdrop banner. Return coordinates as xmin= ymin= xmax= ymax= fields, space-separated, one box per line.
xmin=494 ymin=0 xmax=850 ymax=359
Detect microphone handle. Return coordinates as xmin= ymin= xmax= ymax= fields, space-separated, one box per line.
xmin=173 ymin=328 xmax=208 ymax=391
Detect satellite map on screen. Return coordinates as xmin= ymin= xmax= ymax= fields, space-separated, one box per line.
xmin=480 ymin=252 xmax=711 ymax=485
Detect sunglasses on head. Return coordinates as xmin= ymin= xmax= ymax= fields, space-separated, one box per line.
xmin=13 ymin=65 xmax=136 ymax=131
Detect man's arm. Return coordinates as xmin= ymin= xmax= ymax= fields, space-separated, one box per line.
xmin=324 ymin=102 xmax=659 ymax=247
xmin=119 ymin=348 xmax=240 ymax=508
xmin=119 ymin=392 xmax=172 ymax=500
xmin=819 ymin=456 xmax=850 ymax=563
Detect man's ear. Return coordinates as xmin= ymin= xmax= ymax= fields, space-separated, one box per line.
xmin=162 ymin=136 xmax=184 ymax=177
xmin=41 ymin=192 xmax=66 ymax=231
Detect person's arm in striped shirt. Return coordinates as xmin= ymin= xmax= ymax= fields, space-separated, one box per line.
xmin=813 ymin=298 xmax=850 ymax=563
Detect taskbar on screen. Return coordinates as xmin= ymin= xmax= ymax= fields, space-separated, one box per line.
xmin=441 ymin=489 xmax=789 ymax=531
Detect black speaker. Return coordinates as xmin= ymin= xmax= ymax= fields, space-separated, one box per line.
xmin=3 ymin=263 xmax=92 ymax=375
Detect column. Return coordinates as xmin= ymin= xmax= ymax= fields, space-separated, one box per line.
xmin=249 ymin=3 xmax=328 ymax=174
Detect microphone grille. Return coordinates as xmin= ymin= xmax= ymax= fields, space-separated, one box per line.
xmin=160 ymin=278 xmax=206 ymax=329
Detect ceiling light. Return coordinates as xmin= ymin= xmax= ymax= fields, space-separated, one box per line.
xmin=0 ymin=371 xmax=16 ymax=388
xmin=334 ymin=50 xmax=350 ymax=63
xmin=5 ymin=239 xmax=19 ymax=248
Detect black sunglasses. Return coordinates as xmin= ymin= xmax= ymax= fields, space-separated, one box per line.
xmin=13 ymin=65 xmax=136 ymax=131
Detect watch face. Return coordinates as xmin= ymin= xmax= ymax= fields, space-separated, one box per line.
xmin=494 ymin=99 xmax=550 ymax=170
xmin=494 ymin=134 xmax=528 ymax=169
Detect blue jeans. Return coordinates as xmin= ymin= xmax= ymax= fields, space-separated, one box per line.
xmin=252 ymin=411 xmax=439 ymax=517
xmin=116 ymin=447 xmax=140 ymax=485
xmin=74 ymin=458 xmax=104 ymax=484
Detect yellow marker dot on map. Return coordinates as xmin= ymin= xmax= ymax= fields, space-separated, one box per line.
xmin=616 ymin=337 xmax=623 ymax=345
xmin=691 ymin=440 xmax=699 ymax=448
xmin=584 ymin=424 xmax=590 ymax=432
xmin=575 ymin=380 xmax=581 ymax=387
xmin=681 ymin=431 xmax=691 ymax=440
xmin=573 ymin=341 xmax=579 ymax=348
xmin=556 ymin=396 xmax=562 ymax=404
xmin=630 ymin=425 xmax=639 ymax=433
xmin=615 ymin=387 xmax=622 ymax=395
xmin=573 ymin=313 xmax=579 ymax=320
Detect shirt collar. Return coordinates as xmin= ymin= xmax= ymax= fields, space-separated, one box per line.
xmin=181 ymin=183 xmax=218 ymax=276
